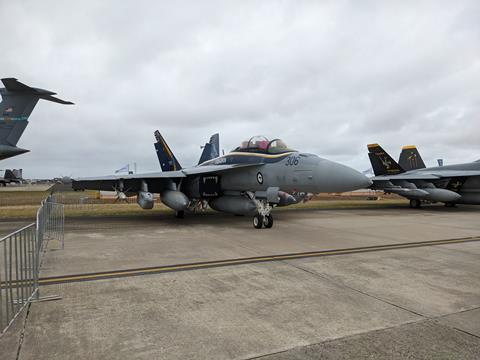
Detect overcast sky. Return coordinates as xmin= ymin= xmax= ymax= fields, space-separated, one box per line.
xmin=1 ymin=0 xmax=479 ymax=178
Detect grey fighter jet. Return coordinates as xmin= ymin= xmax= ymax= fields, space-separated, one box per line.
xmin=368 ymin=143 xmax=480 ymax=208
xmin=0 ymin=78 xmax=73 ymax=161
xmin=73 ymin=133 xmax=371 ymax=228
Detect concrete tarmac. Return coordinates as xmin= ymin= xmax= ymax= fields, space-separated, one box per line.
xmin=1 ymin=206 xmax=480 ymax=359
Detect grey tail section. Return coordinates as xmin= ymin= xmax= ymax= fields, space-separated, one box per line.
xmin=367 ymin=143 xmax=405 ymax=176
xmin=0 ymin=78 xmax=73 ymax=159
xmin=154 ymin=130 xmax=182 ymax=171
xmin=198 ymin=133 xmax=220 ymax=165
xmin=398 ymin=145 xmax=426 ymax=171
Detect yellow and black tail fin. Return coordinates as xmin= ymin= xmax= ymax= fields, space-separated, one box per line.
xmin=398 ymin=145 xmax=426 ymax=171
xmin=367 ymin=143 xmax=404 ymax=176
xmin=154 ymin=130 xmax=182 ymax=171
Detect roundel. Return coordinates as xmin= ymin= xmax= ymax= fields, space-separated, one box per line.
xmin=256 ymin=172 xmax=263 ymax=184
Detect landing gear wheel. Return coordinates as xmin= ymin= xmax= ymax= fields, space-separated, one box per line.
xmin=263 ymin=214 xmax=273 ymax=228
xmin=445 ymin=202 xmax=456 ymax=208
xmin=175 ymin=210 xmax=185 ymax=219
xmin=253 ymin=214 xmax=264 ymax=229
xmin=409 ymin=199 xmax=421 ymax=208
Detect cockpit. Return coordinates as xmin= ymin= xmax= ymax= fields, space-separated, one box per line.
xmin=232 ymin=136 xmax=294 ymax=154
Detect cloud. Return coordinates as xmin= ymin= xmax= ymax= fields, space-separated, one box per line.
xmin=1 ymin=0 xmax=479 ymax=177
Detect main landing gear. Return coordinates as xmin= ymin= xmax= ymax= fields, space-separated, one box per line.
xmin=409 ymin=199 xmax=422 ymax=208
xmin=251 ymin=197 xmax=274 ymax=229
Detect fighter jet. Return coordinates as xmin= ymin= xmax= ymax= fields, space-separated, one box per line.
xmin=0 ymin=78 xmax=73 ymax=161
xmin=0 ymin=168 xmax=22 ymax=186
xmin=73 ymin=133 xmax=371 ymax=228
xmin=367 ymin=143 xmax=480 ymax=208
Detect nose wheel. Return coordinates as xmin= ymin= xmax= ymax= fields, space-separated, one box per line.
xmin=253 ymin=214 xmax=263 ymax=229
xmin=253 ymin=213 xmax=274 ymax=229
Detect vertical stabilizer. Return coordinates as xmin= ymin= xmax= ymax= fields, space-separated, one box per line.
xmin=0 ymin=78 xmax=73 ymax=160
xmin=154 ymin=130 xmax=182 ymax=171
xmin=398 ymin=145 xmax=426 ymax=171
xmin=367 ymin=143 xmax=405 ymax=176
xmin=198 ymin=133 xmax=220 ymax=164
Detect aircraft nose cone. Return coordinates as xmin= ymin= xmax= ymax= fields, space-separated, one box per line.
xmin=315 ymin=159 xmax=372 ymax=193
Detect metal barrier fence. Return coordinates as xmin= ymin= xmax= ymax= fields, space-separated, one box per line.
xmin=0 ymin=196 xmax=64 ymax=336
xmin=37 ymin=196 xmax=65 ymax=250
xmin=0 ymin=224 xmax=37 ymax=336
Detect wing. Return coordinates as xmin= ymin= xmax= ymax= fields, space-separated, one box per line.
xmin=372 ymin=170 xmax=480 ymax=181
xmin=371 ymin=174 xmax=439 ymax=181
xmin=72 ymin=170 xmax=186 ymax=192
xmin=72 ymin=164 xmax=262 ymax=193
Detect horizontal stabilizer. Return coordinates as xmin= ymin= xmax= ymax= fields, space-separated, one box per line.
xmin=1 ymin=78 xmax=74 ymax=104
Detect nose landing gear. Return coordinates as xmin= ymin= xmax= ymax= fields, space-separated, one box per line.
xmin=253 ymin=214 xmax=263 ymax=229
xmin=251 ymin=198 xmax=274 ymax=229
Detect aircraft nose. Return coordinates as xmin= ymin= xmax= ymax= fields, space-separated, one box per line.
xmin=315 ymin=159 xmax=373 ymax=193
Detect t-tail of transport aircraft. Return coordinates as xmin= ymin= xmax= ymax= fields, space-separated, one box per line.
xmin=367 ymin=143 xmax=480 ymax=208
xmin=0 ymin=78 xmax=73 ymax=161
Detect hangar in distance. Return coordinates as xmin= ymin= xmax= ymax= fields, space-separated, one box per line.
xmin=73 ymin=133 xmax=371 ymax=228
xmin=368 ymin=143 xmax=480 ymax=208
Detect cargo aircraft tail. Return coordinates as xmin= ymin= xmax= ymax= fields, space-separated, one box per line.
xmin=0 ymin=78 xmax=73 ymax=160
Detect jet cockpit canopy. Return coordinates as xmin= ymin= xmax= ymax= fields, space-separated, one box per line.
xmin=233 ymin=136 xmax=294 ymax=154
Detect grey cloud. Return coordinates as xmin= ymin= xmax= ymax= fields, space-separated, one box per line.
xmin=1 ymin=0 xmax=479 ymax=177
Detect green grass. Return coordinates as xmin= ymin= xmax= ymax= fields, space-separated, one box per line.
xmin=0 ymin=198 xmax=408 ymax=220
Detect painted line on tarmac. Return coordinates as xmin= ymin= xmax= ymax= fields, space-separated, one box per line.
xmin=34 ymin=235 xmax=480 ymax=286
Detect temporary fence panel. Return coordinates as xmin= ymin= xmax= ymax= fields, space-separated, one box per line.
xmin=0 ymin=224 xmax=37 ymax=335
xmin=0 ymin=196 xmax=64 ymax=336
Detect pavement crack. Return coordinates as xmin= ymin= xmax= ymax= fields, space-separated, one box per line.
xmin=451 ymin=327 xmax=480 ymax=340
xmin=242 ymin=348 xmax=290 ymax=360
xmin=283 ymin=260 xmax=426 ymax=318
xmin=432 ymin=305 xmax=480 ymax=320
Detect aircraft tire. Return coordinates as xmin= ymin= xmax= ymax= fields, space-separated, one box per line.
xmin=175 ymin=210 xmax=185 ymax=219
xmin=409 ymin=199 xmax=422 ymax=208
xmin=263 ymin=214 xmax=273 ymax=228
xmin=253 ymin=214 xmax=263 ymax=229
